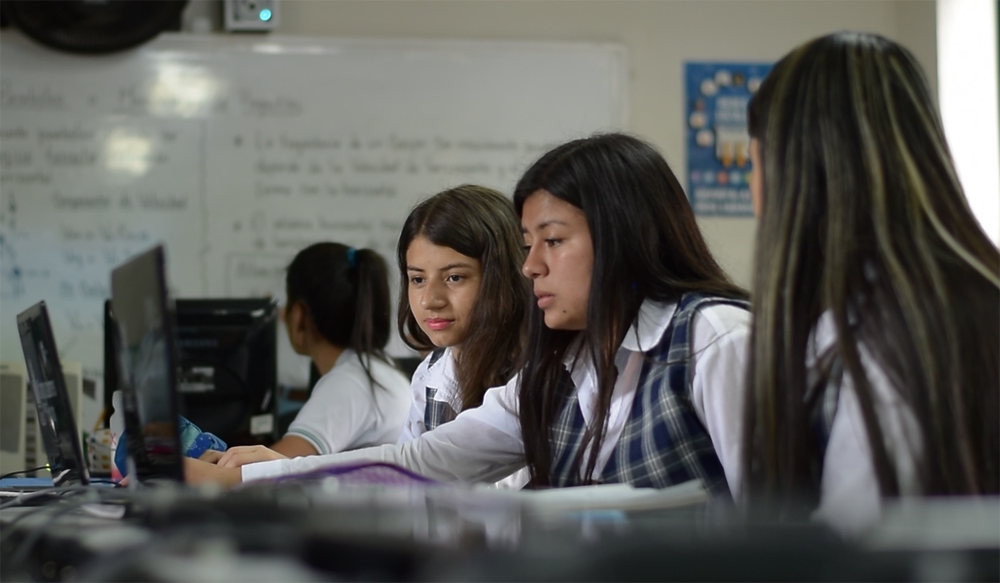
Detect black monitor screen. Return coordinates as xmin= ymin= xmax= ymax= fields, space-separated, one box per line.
xmin=16 ymin=302 xmax=90 ymax=486
xmin=103 ymin=300 xmax=117 ymax=429
xmin=175 ymin=298 xmax=278 ymax=446
xmin=109 ymin=245 xmax=184 ymax=482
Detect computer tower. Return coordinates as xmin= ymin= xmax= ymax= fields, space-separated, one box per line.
xmin=60 ymin=361 xmax=101 ymax=444
xmin=174 ymin=298 xmax=280 ymax=446
xmin=0 ymin=361 xmax=28 ymax=475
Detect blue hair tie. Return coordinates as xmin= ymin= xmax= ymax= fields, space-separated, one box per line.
xmin=347 ymin=247 xmax=357 ymax=268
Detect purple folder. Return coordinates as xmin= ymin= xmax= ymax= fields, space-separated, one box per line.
xmin=254 ymin=461 xmax=441 ymax=488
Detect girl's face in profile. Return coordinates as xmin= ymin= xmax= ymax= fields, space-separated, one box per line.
xmin=406 ymin=235 xmax=482 ymax=353
xmin=520 ymin=190 xmax=593 ymax=331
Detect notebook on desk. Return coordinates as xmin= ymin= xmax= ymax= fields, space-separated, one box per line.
xmin=109 ymin=245 xmax=186 ymax=486
xmin=3 ymin=302 xmax=92 ymax=495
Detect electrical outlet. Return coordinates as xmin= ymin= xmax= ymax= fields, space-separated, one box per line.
xmin=224 ymin=0 xmax=278 ymax=32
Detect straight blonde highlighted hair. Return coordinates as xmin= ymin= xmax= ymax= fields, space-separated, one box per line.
xmin=744 ymin=32 xmax=999 ymax=512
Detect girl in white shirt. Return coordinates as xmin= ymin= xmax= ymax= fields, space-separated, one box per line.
xmin=187 ymin=135 xmax=752 ymax=492
xmin=394 ymin=186 xmax=528 ymax=444
xmin=212 ymin=188 xmax=531 ymax=478
xmin=743 ymin=32 xmax=999 ymax=534
xmin=255 ymin=243 xmax=411 ymax=457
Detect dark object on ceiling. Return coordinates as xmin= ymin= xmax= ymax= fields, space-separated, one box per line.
xmin=2 ymin=0 xmax=187 ymax=54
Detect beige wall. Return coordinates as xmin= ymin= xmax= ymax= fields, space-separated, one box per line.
xmin=263 ymin=0 xmax=938 ymax=287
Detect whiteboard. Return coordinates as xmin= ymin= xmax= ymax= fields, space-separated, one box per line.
xmin=0 ymin=32 xmax=626 ymax=384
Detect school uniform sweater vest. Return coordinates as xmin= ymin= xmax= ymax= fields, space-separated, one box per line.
xmin=807 ymin=352 xmax=843 ymax=492
xmin=548 ymin=293 xmax=749 ymax=497
xmin=423 ymin=350 xmax=458 ymax=431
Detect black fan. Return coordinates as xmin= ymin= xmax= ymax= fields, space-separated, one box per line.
xmin=2 ymin=0 xmax=188 ymax=55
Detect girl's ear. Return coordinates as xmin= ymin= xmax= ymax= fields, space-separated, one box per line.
xmin=285 ymin=301 xmax=309 ymax=350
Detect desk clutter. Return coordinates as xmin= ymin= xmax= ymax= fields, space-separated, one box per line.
xmin=2 ymin=476 xmax=998 ymax=582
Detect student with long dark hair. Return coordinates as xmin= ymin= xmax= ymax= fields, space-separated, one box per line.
xmin=742 ymin=32 xmax=999 ymax=532
xmin=216 ymin=187 xmax=530 ymax=483
xmin=394 ymin=185 xmax=528 ymax=445
xmin=187 ymin=134 xmax=751 ymax=493
xmin=513 ymin=135 xmax=749 ymax=491
xmin=258 ymin=242 xmax=411 ymax=457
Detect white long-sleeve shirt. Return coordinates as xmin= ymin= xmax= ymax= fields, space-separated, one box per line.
xmin=244 ymin=299 xmax=751 ymax=494
xmin=809 ymin=313 xmax=923 ymax=535
xmin=397 ymin=346 xmax=530 ymax=490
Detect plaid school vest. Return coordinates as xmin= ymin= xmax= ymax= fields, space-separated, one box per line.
xmin=807 ymin=351 xmax=843 ymax=493
xmin=423 ymin=350 xmax=458 ymax=431
xmin=548 ymin=293 xmax=749 ymax=497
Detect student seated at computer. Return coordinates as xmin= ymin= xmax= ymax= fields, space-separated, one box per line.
xmin=392 ymin=188 xmax=528 ymax=442
xmin=740 ymin=32 xmax=999 ymax=534
xmin=248 ymin=242 xmax=411 ymax=457
xmin=218 ymin=186 xmax=531 ymax=486
xmin=186 ymin=133 xmax=752 ymax=496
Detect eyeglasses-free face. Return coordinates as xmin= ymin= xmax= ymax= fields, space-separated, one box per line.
xmin=521 ymin=190 xmax=594 ymax=331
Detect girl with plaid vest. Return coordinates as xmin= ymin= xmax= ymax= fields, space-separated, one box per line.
xmin=742 ymin=32 xmax=999 ymax=535
xmin=189 ymin=135 xmax=752 ymax=495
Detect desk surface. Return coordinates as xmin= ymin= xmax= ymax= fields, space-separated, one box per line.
xmin=2 ymin=482 xmax=998 ymax=582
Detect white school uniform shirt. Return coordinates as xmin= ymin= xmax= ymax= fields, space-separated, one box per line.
xmin=285 ymin=349 xmax=412 ymax=455
xmin=244 ymin=299 xmax=750 ymax=494
xmin=809 ymin=313 xmax=923 ymax=535
xmin=397 ymin=347 xmax=530 ymax=490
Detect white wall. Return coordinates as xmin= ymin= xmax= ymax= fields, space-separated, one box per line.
xmin=253 ymin=0 xmax=939 ymax=287
xmin=937 ymin=0 xmax=999 ymax=246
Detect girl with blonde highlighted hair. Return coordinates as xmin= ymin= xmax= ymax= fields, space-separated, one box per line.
xmin=744 ymin=31 xmax=999 ymax=533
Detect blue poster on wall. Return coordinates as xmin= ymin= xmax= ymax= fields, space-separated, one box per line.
xmin=685 ymin=62 xmax=772 ymax=217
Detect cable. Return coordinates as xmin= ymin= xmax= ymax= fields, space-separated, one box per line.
xmin=5 ymin=497 xmax=99 ymax=573
xmin=0 ymin=485 xmax=92 ymax=510
xmin=0 ymin=466 xmax=49 ymax=481
xmin=0 ymin=490 xmax=100 ymax=548
xmin=1 ymin=486 xmax=133 ymax=550
xmin=0 ymin=504 xmax=62 ymax=545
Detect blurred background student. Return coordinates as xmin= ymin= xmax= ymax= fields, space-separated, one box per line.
xmin=743 ymin=31 xmax=999 ymax=534
xmin=266 ymin=242 xmax=411 ymax=457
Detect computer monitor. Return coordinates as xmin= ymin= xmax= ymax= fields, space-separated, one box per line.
xmin=174 ymin=298 xmax=279 ymax=446
xmin=103 ymin=299 xmax=118 ymax=428
xmin=109 ymin=245 xmax=184 ymax=482
xmin=16 ymin=301 xmax=90 ymax=486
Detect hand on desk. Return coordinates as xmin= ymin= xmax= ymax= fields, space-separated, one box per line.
xmin=116 ymin=449 xmax=223 ymax=485
xmin=184 ymin=457 xmax=242 ymax=488
xmin=199 ymin=449 xmax=223 ymax=463
xmin=216 ymin=445 xmax=289 ymax=468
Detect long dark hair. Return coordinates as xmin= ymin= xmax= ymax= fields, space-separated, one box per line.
xmin=743 ymin=32 xmax=1000 ymax=511
xmin=397 ymin=185 xmax=528 ymax=410
xmin=513 ymin=133 xmax=748 ymax=486
xmin=286 ymin=242 xmax=392 ymax=390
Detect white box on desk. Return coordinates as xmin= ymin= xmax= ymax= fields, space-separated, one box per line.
xmin=1 ymin=360 xmax=101 ymax=476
